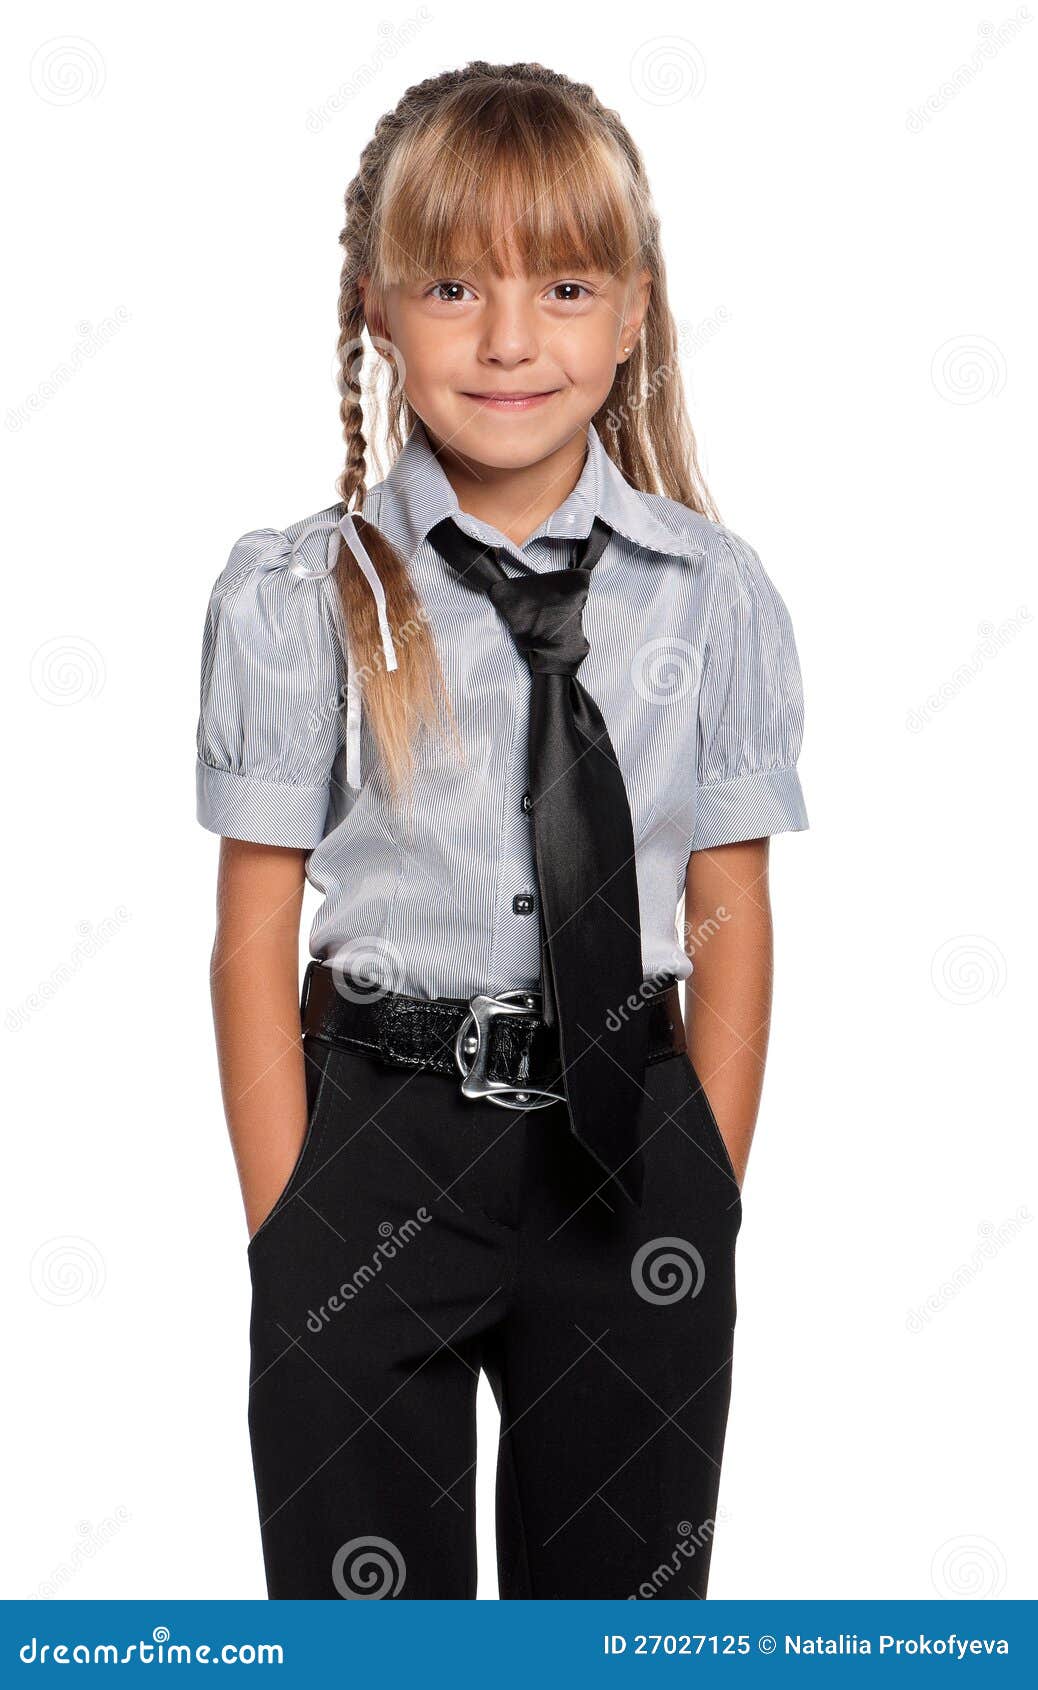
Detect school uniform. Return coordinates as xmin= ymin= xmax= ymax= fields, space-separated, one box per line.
xmin=195 ymin=416 xmax=808 ymax=1599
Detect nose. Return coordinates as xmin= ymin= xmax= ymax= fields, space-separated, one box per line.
xmin=476 ymin=296 xmax=539 ymax=368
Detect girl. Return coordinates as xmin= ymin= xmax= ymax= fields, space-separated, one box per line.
xmin=196 ymin=60 xmax=807 ymax=1601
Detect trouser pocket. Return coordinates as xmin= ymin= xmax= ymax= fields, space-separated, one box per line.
xmin=679 ymin=1052 xmax=740 ymax=1191
xmin=246 ymin=1036 xmax=335 ymax=1256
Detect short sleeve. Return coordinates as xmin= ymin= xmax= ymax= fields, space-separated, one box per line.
xmin=690 ymin=526 xmax=808 ymax=851
xmin=195 ymin=527 xmax=344 ymax=848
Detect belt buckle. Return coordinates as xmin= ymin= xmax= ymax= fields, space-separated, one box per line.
xmin=454 ymin=989 xmax=565 ymax=1110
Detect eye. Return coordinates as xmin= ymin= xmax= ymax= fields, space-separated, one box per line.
xmin=426 ymin=280 xmax=476 ymax=304
xmin=546 ymin=281 xmax=594 ymax=303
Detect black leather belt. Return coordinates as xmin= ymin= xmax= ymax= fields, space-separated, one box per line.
xmin=300 ymin=960 xmax=686 ymax=1111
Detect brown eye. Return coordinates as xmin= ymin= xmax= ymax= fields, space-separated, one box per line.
xmin=428 ymin=281 xmax=472 ymax=303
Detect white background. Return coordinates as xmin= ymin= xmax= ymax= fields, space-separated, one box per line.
xmin=3 ymin=0 xmax=1034 ymax=1601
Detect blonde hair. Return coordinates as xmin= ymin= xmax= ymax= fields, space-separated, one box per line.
xmin=334 ymin=59 xmax=717 ymax=802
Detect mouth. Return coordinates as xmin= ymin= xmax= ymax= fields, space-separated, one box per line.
xmin=460 ymin=389 xmax=562 ymax=411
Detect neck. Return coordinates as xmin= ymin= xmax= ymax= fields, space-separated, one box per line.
xmin=427 ymin=425 xmax=589 ymax=549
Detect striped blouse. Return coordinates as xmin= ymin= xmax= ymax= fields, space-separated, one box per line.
xmin=195 ymin=417 xmax=808 ymax=999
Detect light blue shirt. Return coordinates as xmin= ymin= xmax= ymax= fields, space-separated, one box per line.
xmin=196 ymin=418 xmax=808 ymax=998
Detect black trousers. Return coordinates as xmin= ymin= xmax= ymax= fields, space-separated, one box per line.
xmin=246 ymin=1030 xmax=742 ymax=1599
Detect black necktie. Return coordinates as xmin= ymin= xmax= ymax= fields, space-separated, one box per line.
xmin=426 ymin=514 xmax=649 ymax=1206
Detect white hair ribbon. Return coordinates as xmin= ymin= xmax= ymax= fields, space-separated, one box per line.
xmin=325 ymin=512 xmax=398 ymax=792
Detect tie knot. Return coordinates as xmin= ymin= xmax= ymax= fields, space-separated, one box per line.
xmin=488 ymin=571 xmax=592 ymax=676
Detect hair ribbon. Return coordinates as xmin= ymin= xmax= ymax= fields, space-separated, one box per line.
xmin=325 ymin=511 xmax=399 ymax=791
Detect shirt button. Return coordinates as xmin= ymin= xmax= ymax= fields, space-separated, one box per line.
xmin=512 ymin=891 xmax=535 ymax=914
xmin=521 ymin=790 xmax=533 ymax=813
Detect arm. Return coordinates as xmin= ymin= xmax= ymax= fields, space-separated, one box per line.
xmin=209 ymin=837 xmax=311 ymax=1239
xmin=682 ymin=837 xmax=773 ymax=1190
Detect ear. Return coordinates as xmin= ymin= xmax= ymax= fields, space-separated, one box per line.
xmin=618 ymin=266 xmax=652 ymax=361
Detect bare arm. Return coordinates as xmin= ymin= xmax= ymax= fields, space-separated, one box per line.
xmin=682 ymin=838 xmax=774 ymax=1190
xmin=209 ymin=837 xmax=310 ymax=1239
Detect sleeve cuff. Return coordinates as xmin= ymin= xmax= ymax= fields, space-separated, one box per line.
xmin=690 ymin=766 xmax=809 ymax=851
xmin=196 ymin=759 xmax=331 ymax=849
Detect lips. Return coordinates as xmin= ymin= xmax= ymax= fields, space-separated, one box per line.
xmin=461 ymin=390 xmax=561 ymax=410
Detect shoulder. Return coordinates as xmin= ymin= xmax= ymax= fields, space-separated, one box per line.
xmin=206 ymin=503 xmax=345 ymax=608
xmin=634 ymin=490 xmax=779 ymax=592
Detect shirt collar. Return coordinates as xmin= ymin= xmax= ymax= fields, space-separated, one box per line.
xmin=365 ymin=415 xmax=704 ymax=565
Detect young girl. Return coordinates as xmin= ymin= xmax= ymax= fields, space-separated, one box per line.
xmin=196 ymin=60 xmax=807 ymax=1601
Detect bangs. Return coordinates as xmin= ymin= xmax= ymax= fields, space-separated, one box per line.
xmin=369 ymin=82 xmax=641 ymax=287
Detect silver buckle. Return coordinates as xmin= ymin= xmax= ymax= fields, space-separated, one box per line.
xmin=453 ymin=990 xmax=566 ymax=1110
